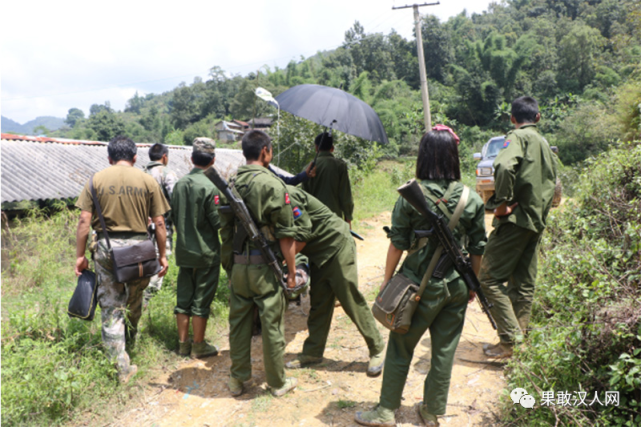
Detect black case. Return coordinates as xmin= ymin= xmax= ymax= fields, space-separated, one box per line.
xmin=68 ymin=269 xmax=98 ymax=321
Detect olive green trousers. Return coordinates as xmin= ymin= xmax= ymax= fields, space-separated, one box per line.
xmin=379 ymin=277 xmax=468 ymax=414
xmin=174 ymin=263 xmax=220 ymax=318
xmin=229 ymin=263 xmax=287 ymax=389
xmin=479 ymin=222 xmax=542 ymax=344
xmin=303 ymin=239 xmax=385 ymax=358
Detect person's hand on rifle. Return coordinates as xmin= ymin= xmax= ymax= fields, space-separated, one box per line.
xmin=305 ymin=163 xmax=317 ymax=178
xmin=468 ymin=290 xmax=476 ymax=303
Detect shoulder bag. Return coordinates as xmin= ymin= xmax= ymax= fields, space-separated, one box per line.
xmin=372 ymin=184 xmax=470 ymax=334
xmin=90 ymin=176 xmax=161 ymax=283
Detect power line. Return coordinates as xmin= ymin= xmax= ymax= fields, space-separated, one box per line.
xmin=2 ymin=72 xmax=208 ymax=103
xmin=3 ymin=13 xmax=416 ymax=104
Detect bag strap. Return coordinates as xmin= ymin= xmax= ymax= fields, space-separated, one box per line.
xmin=159 ymin=167 xmax=171 ymax=202
xmin=415 ymin=185 xmax=470 ymax=301
xmin=89 ymin=175 xmax=112 ymax=251
xmin=421 ymin=181 xmax=458 ymax=220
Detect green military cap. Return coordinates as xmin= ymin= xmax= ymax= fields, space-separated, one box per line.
xmin=193 ymin=137 xmax=216 ymax=154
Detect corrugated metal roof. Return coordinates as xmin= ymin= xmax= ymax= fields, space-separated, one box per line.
xmin=248 ymin=118 xmax=274 ymax=126
xmin=1 ymin=134 xmax=291 ymax=204
xmin=233 ymin=120 xmax=249 ymax=128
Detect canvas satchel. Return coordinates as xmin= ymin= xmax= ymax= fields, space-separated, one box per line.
xmin=90 ymin=176 xmax=161 ymax=283
xmin=372 ymin=184 xmax=470 ymax=334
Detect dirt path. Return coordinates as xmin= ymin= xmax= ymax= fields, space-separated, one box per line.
xmin=116 ymin=212 xmax=504 ymax=427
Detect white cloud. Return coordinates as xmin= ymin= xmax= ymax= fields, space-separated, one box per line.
xmin=1 ymin=0 xmax=496 ymax=124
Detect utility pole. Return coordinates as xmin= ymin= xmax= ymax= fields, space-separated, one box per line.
xmin=393 ymin=2 xmax=439 ymax=132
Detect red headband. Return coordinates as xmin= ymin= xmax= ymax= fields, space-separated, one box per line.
xmin=432 ymin=124 xmax=460 ymax=145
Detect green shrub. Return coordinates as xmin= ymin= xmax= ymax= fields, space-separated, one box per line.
xmin=616 ymin=80 xmax=641 ymax=142
xmin=553 ymin=101 xmax=621 ymax=164
xmin=502 ymin=142 xmax=641 ymax=426
xmin=1 ymin=209 xmax=230 ymax=426
xmin=2 ymin=208 xmax=78 ymax=297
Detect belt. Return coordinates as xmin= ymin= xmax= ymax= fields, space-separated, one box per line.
xmin=234 ymin=254 xmax=267 ymax=265
xmin=234 ymin=249 xmax=266 ymax=265
xmin=98 ymin=232 xmax=147 ymax=240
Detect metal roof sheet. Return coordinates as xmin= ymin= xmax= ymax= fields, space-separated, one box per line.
xmin=1 ymin=134 xmax=291 ymax=204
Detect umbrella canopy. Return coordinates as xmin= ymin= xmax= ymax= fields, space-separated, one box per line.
xmin=275 ymin=84 xmax=389 ymax=144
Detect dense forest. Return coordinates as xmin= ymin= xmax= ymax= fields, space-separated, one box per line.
xmin=2 ymin=1 xmax=641 ymax=426
xmin=47 ymin=0 xmax=640 ymax=171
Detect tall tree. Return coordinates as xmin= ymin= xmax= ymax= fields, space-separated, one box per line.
xmin=557 ymin=23 xmax=605 ymax=91
xmin=64 ymin=108 xmax=85 ymax=128
xmin=88 ymin=110 xmax=126 ymax=141
xmin=89 ymin=101 xmax=112 ymax=116
xmin=169 ymin=82 xmax=200 ymax=128
xmin=343 ymin=21 xmax=395 ymax=84
xmin=388 ymin=29 xmax=419 ymax=89
xmin=421 ymin=15 xmax=454 ymax=83
xmin=125 ymin=91 xmax=144 ymax=114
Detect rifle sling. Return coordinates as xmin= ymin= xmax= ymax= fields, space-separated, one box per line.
xmin=415 ymin=185 xmax=470 ymax=301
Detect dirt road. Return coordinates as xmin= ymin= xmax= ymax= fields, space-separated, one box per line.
xmin=116 ymin=212 xmax=504 ymax=427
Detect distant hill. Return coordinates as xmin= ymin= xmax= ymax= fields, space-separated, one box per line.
xmin=1 ymin=116 xmax=23 ymax=133
xmin=1 ymin=116 xmax=65 ymax=135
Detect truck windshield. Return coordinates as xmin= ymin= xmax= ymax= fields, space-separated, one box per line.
xmin=486 ymin=138 xmax=505 ymax=158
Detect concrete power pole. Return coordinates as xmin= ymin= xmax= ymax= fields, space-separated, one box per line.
xmin=393 ymin=2 xmax=439 ymax=132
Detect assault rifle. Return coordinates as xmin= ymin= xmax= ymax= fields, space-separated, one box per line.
xmin=397 ymin=179 xmax=497 ymax=330
xmin=204 ymin=167 xmax=294 ymax=295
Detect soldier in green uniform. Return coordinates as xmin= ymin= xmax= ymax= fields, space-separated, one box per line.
xmin=220 ymin=130 xmax=299 ymax=398
xmin=171 ymin=138 xmax=221 ymax=359
xmin=74 ymin=136 xmax=170 ymax=383
xmin=284 ymin=186 xmax=386 ymax=376
xmin=480 ymin=96 xmax=557 ymax=359
xmin=355 ymin=126 xmax=487 ymax=427
xmin=143 ymin=142 xmax=178 ymax=307
xmin=302 ymin=132 xmax=353 ymax=226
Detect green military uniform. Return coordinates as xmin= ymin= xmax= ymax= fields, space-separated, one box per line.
xmin=171 ymin=168 xmax=221 ymax=318
xmin=302 ymin=151 xmax=353 ymax=221
xmin=286 ymin=186 xmax=384 ymax=359
xmin=380 ymin=180 xmax=486 ymax=415
xmin=76 ymin=165 xmax=170 ymax=375
xmin=480 ymin=124 xmax=557 ymax=344
xmin=220 ymin=165 xmax=297 ymax=389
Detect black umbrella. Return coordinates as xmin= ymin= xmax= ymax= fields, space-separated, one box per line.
xmin=274 ymin=84 xmax=389 ymax=144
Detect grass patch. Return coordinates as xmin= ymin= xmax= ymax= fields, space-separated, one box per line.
xmin=351 ymin=158 xmax=476 ymax=231
xmin=351 ymin=159 xmax=414 ymax=228
xmin=1 ymin=208 xmax=230 ymax=426
xmin=296 ymin=368 xmax=321 ymax=383
xmin=250 ymin=393 xmax=273 ymax=413
xmin=337 ymin=399 xmax=357 ymax=409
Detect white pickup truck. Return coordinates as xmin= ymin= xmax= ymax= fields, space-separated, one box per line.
xmin=473 ymin=136 xmax=562 ymax=207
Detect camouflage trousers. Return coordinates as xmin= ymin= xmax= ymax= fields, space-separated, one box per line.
xmin=144 ymin=232 xmax=172 ymax=304
xmin=94 ymin=235 xmax=150 ymax=373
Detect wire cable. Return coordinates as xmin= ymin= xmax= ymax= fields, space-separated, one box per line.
xmin=3 ymin=7 xmax=416 ymax=104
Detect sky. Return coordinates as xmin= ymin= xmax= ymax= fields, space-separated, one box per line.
xmin=1 ymin=0 xmax=496 ymax=124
